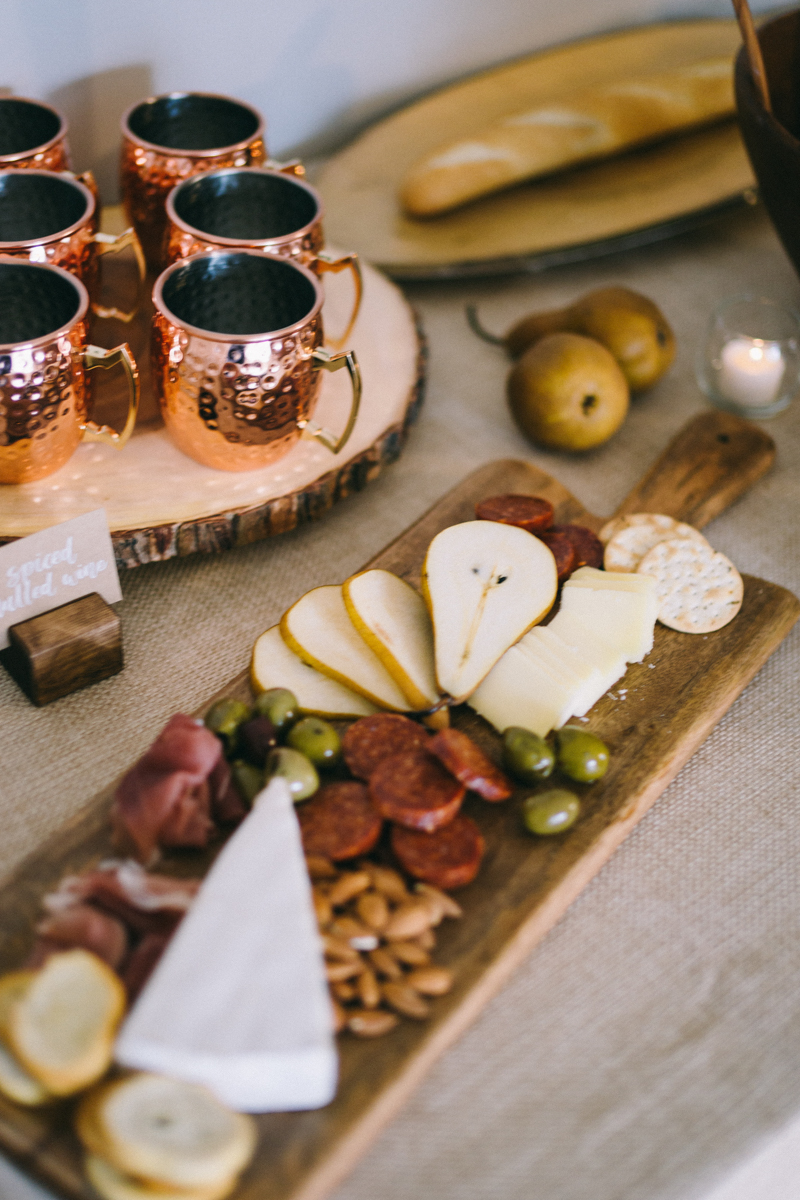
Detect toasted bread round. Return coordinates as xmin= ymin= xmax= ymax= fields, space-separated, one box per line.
xmin=8 ymin=950 xmax=125 ymax=1095
xmin=0 ymin=970 xmax=37 ymax=1035
xmin=81 ymin=1074 xmax=257 ymax=1191
xmin=0 ymin=970 xmax=52 ymax=1105
xmin=84 ymin=1154 xmax=238 ymax=1200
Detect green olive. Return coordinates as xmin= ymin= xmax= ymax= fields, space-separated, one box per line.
xmin=555 ymin=726 xmax=610 ymax=783
xmin=254 ymin=687 xmax=298 ymax=733
xmin=522 ymin=789 xmax=581 ymax=835
xmin=205 ymin=698 xmax=251 ymax=749
xmin=231 ymin=761 xmax=265 ymax=807
xmin=502 ymin=726 xmax=555 ymax=783
xmin=286 ymin=716 xmax=341 ymax=768
xmin=265 ymin=747 xmax=319 ymax=801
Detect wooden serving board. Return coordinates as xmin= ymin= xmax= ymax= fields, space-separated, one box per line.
xmin=316 ymin=19 xmax=756 ymax=280
xmin=0 ymin=411 xmax=797 ymax=1200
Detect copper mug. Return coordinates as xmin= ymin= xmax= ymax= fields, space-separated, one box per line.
xmin=0 ymin=170 xmax=145 ymax=322
xmin=164 ymin=167 xmax=362 ymax=347
xmin=120 ymin=92 xmax=267 ymax=269
xmin=152 ymin=250 xmax=361 ymax=472
xmin=0 ymin=97 xmax=70 ymax=172
xmin=0 ymin=258 xmax=139 ymax=484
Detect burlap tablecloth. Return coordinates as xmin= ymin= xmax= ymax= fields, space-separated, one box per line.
xmin=2 ymin=203 xmax=799 ymax=1200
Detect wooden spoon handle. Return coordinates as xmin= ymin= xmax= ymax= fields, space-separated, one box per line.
xmin=612 ymin=410 xmax=775 ymax=529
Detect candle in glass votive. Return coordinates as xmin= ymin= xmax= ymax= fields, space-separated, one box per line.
xmin=718 ymin=337 xmax=784 ymax=407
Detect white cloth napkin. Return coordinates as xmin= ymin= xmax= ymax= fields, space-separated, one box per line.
xmin=115 ymin=777 xmax=338 ymax=1112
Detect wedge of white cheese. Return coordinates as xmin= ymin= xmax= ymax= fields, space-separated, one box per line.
xmin=468 ymin=644 xmax=568 ymax=737
xmin=115 ymin=778 xmax=337 ymax=1113
xmin=558 ymin=580 xmax=656 ymax=663
xmin=469 ymin=569 xmax=657 ymax=734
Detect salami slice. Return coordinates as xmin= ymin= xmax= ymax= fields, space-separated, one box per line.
xmin=342 ymin=713 xmax=429 ymax=781
xmin=428 ymin=727 xmax=512 ymax=801
xmin=369 ymin=749 xmax=465 ymax=832
xmin=537 ymin=530 xmax=576 ymax=582
xmin=298 ymin=781 xmax=383 ymax=861
xmin=548 ymin=524 xmax=604 ymax=570
xmin=475 ymin=493 xmax=553 ymax=533
xmin=391 ymin=815 xmax=484 ymax=890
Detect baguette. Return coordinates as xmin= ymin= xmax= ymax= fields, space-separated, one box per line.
xmin=400 ymin=56 xmax=734 ymax=217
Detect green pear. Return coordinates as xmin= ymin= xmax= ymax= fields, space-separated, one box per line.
xmin=507 ymin=332 xmax=629 ymax=452
xmin=469 ymin=285 xmax=675 ymax=390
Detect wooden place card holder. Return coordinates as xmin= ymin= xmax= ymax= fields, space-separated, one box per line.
xmin=0 ymin=592 xmax=122 ymax=706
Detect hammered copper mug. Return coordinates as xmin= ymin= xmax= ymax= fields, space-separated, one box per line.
xmin=0 ymin=97 xmax=70 ymax=172
xmin=0 ymin=170 xmax=146 ymax=322
xmin=164 ymin=166 xmax=363 ymax=346
xmin=0 ymin=258 xmax=139 ymax=484
xmin=120 ymin=92 xmax=267 ymax=269
xmin=152 ymin=250 xmax=361 ymax=472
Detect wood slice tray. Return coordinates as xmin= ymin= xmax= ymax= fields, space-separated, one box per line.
xmin=0 ymin=233 xmax=425 ymax=569
xmin=315 ymin=19 xmax=756 ymax=280
xmin=0 ymin=411 xmax=797 ymax=1200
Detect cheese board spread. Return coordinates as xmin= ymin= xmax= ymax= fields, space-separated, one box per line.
xmin=0 ymin=410 xmax=796 ymax=1200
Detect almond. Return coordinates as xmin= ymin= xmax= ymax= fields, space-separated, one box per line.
xmin=382 ymin=982 xmax=430 ymax=1020
xmin=390 ymin=941 xmax=430 ymax=967
xmin=383 ymin=900 xmax=434 ymax=941
xmin=415 ymin=882 xmax=463 ymax=919
xmin=356 ymin=969 xmax=381 ymax=1009
xmin=406 ymin=966 xmax=453 ymax=996
xmin=328 ymin=871 xmax=371 ymax=907
xmin=325 ymin=960 xmax=364 ymax=982
xmin=347 ymin=1009 xmax=399 ymax=1038
xmin=368 ymin=948 xmax=403 ymax=980
xmin=356 ymin=891 xmax=389 ymax=931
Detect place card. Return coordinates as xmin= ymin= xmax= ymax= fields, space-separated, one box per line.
xmin=0 ymin=509 xmax=121 ymax=650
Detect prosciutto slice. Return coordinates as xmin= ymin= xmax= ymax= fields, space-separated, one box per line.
xmin=29 ymin=904 xmax=128 ymax=969
xmin=43 ymin=859 xmax=199 ymax=936
xmin=111 ymin=714 xmax=224 ymax=863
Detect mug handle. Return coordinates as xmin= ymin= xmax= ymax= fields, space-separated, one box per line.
xmin=265 ymin=157 xmax=306 ymax=178
xmin=91 ymin=228 xmax=147 ymax=323
xmin=302 ymin=347 xmax=362 ymax=454
xmin=80 ymin=343 xmax=140 ymax=447
xmin=314 ymin=251 xmax=363 ymax=350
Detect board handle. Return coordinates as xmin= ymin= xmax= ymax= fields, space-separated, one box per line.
xmin=612 ymin=411 xmax=775 ymax=529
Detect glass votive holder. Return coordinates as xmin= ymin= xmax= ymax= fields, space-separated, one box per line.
xmin=696 ymin=294 xmax=800 ymax=419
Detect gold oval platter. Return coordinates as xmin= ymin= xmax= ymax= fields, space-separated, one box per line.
xmin=315 ymin=19 xmax=755 ymax=280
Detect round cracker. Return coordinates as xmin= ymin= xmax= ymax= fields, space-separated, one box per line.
xmin=637 ymin=538 xmax=743 ymax=633
xmin=599 ymin=512 xmax=677 ymax=545
xmin=604 ymin=515 xmax=708 ymax=573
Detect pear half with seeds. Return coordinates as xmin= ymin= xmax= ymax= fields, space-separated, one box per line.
xmin=280 ymin=585 xmax=411 ymax=711
xmin=343 ymin=570 xmax=440 ymax=712
xmin=422 ymin=520 xmax=557 ymax=702
xmin=251 ymin=625 xmax=378 ymax=718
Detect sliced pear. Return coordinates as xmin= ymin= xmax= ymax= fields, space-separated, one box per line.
xmin=343 ymin=569 xmax=440 ymax=711
xmin=421 ymin=520 xmax=557 ymax=702
xmin=251 ymin=625 xmax=378 ymax=718
xmin=280 ymin=585 xmax=411 ymax=710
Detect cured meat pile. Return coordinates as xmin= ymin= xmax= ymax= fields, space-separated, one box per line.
xmin=30 ymin=861 xmax=199 ymax=1001
xmin=476 ymin=493 xmax=604 ymax=583
xmin=298 ymin=715 xmax=513 ymax=890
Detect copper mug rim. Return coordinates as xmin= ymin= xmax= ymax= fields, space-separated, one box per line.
xmin=0 ymin=169 xmax=96 ymax=251
xmin=0 ymin=96 xmax=68 ymax=166
xmin=120 ymin=92 xmax=266 ymax=159
xmin=0 ymin=255 xmax=89 ymax=351
xmin=152 ymin=248 xmax=325 ymax=345
xmin=165 ymin=165 xmax=324 ymax=250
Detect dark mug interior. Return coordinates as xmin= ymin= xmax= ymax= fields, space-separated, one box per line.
xmin=160 ymin=252 xmax=318 ymax=336
xmin=0 ymin=99 xmax=62 ymax=158
xmin=127 ymin=94 xmax=260 ymax=152
xmin=734 ymin=11 xmax=800 ymax=279
xmin=0 ymin=172 xmax=89 ymax=243
xmin=172 ymin=170 xmax=319 ymax=241
xmin=0 ymin=262 xmax=83 ymax=345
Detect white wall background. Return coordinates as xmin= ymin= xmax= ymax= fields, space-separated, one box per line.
xmin=2 ymin=0 xmax=777 ymax=201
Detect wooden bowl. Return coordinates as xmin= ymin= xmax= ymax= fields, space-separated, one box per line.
xmin=734 ymin=10 xmax=800 ymax=277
